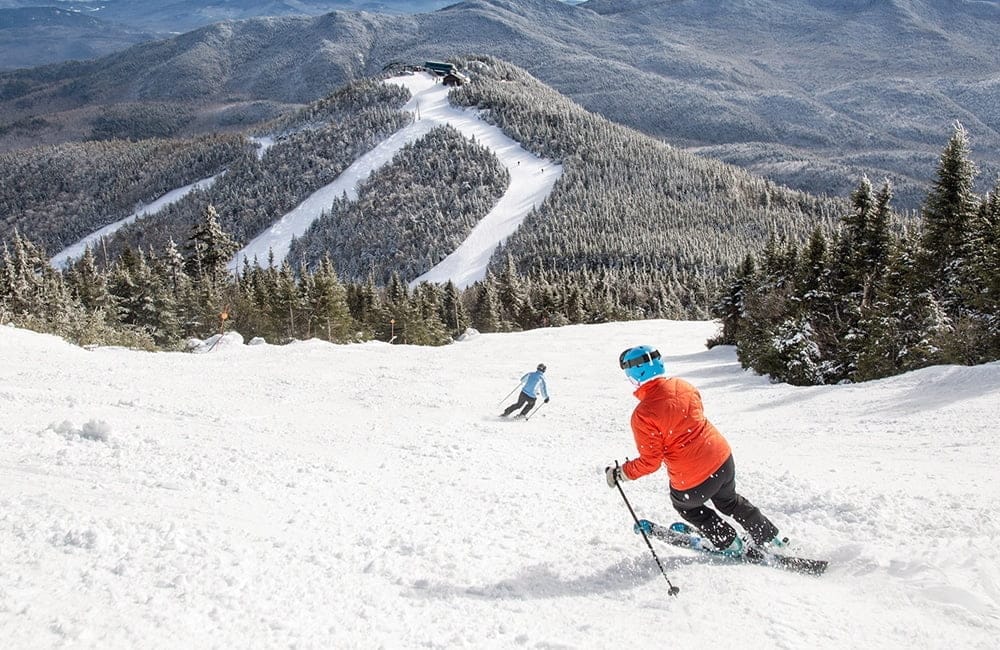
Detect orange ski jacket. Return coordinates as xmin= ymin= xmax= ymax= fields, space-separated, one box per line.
xmin=621 ymin=376 xmax=731 ymax=490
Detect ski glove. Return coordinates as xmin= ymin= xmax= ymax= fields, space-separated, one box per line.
xmin=544 ymin=398 xmax=550 ymax=403
xmin=605 ymin=464 xmax=628 ymax=488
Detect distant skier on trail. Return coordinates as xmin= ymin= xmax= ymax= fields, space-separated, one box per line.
xmin=604 ymin=345 xmax=785 ymax=556
xmin=501 ymin=363 xmax=550 ymax=418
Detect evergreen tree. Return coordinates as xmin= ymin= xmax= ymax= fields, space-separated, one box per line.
xmin=232 ymin=262 xmax=272 ymax=341
xmin=185 ymin=205 xmax=240 ymax=336
xmin=734 ymin=234 xmax=799 ymax=376
xmin=0 ymin=243 xmax=10 ymax=324
xmin=710 ymin=254 xmax=756 ymax=347
xmin=108 ymin=248 xmax=161 ymax=336
xmin=440 ymin=280 xmax=470 ymax=336
xmin=185 ymin=204 xmax=239 ymax=283
xmin=918 ymin=122 xmax=980 ymax=312
xmin=381 ymin=271 xmax=413 ymax=342
xmin=162 ymin=238 xmax=195 ymax=328
xmin=795 ymin=227 xmax=847 ymax=380
xmin=346 ymin=274 xmax=381 ymax=338
xmin=564 ymin=285 xmax=586 ymax=325
xmin=497 ymin=252 xmax=524 ymax=329
xmin=65 ymin=246 xmax=113 ymax=316
xmin=306 ymin=256 xmax=353 ymax=342
xmin=854 ymin=233 xmax=948 ymax=380
xmin=271 ymin=260 xmax=301 ymax=341
xmin=951 ymin=180 xmax=1000 ymax=358
xmin=2 ymin=230 xmax=41 ymax=317
xmin=862 ymin=180 xmax=894 ymax=308
xmin=143 ymin=249 xmax=182 ymax=345
xmin=471 ymin=273 xmax=502 ymax=333
xmin=409 ymin=282 xmax=450 ymax=345
xmin=770 ymin=315 xmax=828 ymax=386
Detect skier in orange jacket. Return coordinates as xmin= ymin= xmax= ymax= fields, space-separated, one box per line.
xmin=605 ymin=345 xmax=784 ymax=555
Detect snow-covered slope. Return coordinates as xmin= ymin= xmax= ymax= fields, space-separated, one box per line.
xmin=231 ymin=72 xmax=561 ymax=287
xmin=50 ymin=175 xmax=221 ymax=269
xmin=2 ymin=320 xmax=998 ymax=647
xmin=54 ymin=72 xmax=560 ymax=285
xmin=49 ymin=136 xmax=272 ymax=270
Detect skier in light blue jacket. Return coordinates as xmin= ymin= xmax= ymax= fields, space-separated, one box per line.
xmin=501 ymin=363 xmax=550 ymax=417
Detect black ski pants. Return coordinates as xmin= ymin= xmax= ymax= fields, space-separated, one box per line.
xmin=669 ymin=455 xmax=779 ymax=548
xmin=502 ymin=391 xmax=536 ymax=417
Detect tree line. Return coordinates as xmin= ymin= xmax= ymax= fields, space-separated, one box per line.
xmin=1 ymin=204 xmax=713 ymax=350
xmin=4 ymin=122 xmax=996 ymax=389
xmin=712 ymin=123 xmax=1000 ymax=384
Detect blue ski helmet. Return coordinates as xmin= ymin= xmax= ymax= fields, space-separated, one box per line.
xmin=619 ymin=345 xmax=664 ymax=384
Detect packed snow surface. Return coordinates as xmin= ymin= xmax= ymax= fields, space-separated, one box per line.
xmin=2 ymin=320 xmax=998 ymax=648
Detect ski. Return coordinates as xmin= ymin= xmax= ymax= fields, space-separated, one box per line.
xmin=636 ymin=520 xmax=829 ymax=576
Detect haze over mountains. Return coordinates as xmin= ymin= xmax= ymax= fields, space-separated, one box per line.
xmin=1 ymin=0 xmax=998 ymax=208
xmin=0 ymin=2 xmax=463 ymax=69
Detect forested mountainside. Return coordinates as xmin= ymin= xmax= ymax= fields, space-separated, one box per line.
xmin=2 ymin=61 xmax=995 ymax=372
xmin=0 ymin=1 xmax=457 ymax=70
xmin=2 ymin=0 xmax=997 ymax=209
xmin=447 ymin=57 xmax=843 ymax=304
xmin=2 ymin=59 xmax=844 ymax=316
xmin=288 ymin=125 xmax=510 ymax=283
xmin=0 ymin=6 xmax=156 ymax=71
xmin=713 ymin=126 xmax=1000 ymax=385
xmin=0 ymin=135 xmax=248 ymax=252
xmin=107 ymin=81 xmax=412 ymax=259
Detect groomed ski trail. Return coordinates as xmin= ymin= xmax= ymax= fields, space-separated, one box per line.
xmin=50 ymin=175 xmax=222 ymax=269
xmin=49 ymin=137 xmax=275 ymax=270
xmin=231 ymin=72 xmax=563 ymax=288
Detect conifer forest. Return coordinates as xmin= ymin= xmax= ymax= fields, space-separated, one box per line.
xmin=2 ymin=59 xmax=997 ymax=384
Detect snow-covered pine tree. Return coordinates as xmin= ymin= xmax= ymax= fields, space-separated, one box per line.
xmin=471 ymin=272 xmax=502 ymax=333
xmin=440 ymin=280 xmax=469 ymax=337
xmin=918 ymin=122 xmax=979 ymax=315
xmin=306 ymin=255 xmax=354 ymax=343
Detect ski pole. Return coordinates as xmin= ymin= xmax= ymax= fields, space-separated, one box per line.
xmin=523 ymin=401 xmax=545 ymax=421
xmin=497 ymin=382 xmax=522 ymax=406
xmin=613 ymin=461 xmax=680 ymax=597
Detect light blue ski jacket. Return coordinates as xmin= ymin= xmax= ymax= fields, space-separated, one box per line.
xmin=520 ymin=370 xmax=549 ymax=400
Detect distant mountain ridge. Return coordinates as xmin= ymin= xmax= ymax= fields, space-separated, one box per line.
xmin=1 ymin=0 xmax=998 ymax=208
xmin=0 ymin=1 xmax=458 ymax=32
xmin=0 ymin=1 xmax=459 ymax=70
xmin=0 ymin=6 xmax=156 ymax=69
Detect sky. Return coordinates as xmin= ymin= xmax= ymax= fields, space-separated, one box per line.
xmin=2 ymin=319 xmax=999 ymax=649
xmin=48 ymin=71 xmax=562 ymax=290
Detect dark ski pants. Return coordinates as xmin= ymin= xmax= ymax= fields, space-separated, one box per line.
xmin=502 ymin=391 xmax=536 ymax=417
xmin=669 ymin=455 xmax=779 ymax=548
